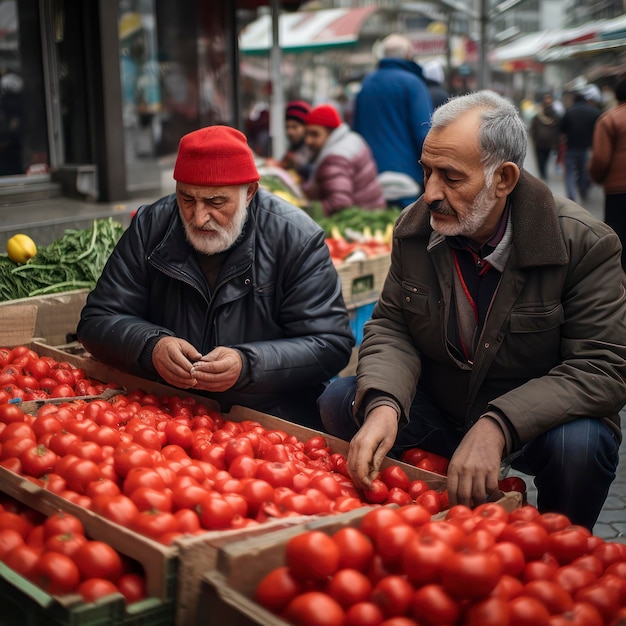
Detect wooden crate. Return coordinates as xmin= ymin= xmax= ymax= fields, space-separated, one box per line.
xmin=0 ymin=467 xmax=177 ymax=625
xmin=336 ymin=253 xmax=390 ymax=306
xmin=173 ymin=404 xmax=447 ymax=626
xmin=197 ymin=492 xmax=523 ymax=626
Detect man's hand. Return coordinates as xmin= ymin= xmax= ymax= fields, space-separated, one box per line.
xmin=152 ymin=337 xmax=202 ymax=389
xmin=446 ymin=418 xmax=505 ymax=508
xmin=191 ymin=347 xmax=243 ymax=392
xmin=347 ymin=406 xmax=398 ymax=490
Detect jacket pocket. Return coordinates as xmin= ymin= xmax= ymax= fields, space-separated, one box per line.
xmin=509 ymin=303 xmax=564 ymax=333
xmin=402 ymin=281 xmax=429 ymax=315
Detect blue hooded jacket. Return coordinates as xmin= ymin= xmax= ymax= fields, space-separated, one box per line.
xmin=354 ymin=58 xmax=433 ymax=190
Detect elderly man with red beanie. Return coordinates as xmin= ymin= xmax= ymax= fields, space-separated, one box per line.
xmin=78 ymin=125 xmax=354 ymax=429
xmin=302 ymin=103 xmax=386 ymax=216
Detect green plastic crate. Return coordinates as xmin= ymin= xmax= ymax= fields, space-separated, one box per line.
xmin=0 ymin=562 xmax=125 ymax=626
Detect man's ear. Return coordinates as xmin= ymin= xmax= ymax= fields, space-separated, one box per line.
xmin=494 ymin=162 xmax=520 ymax=198
xmin=247 ymin=182 xmax=259 ymax=203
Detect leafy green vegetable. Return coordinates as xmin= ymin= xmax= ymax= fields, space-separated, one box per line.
xmin=311 ymin=205 xmax=403 ymax=238
xmin=0 ymin=218 xmax=124 ymax=301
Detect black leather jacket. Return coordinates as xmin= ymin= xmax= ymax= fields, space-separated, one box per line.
xmin=77 ymin=189 xmax=354 ymax=427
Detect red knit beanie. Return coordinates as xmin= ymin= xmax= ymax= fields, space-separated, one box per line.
xmin=285 ymin=100 xmax=312 ymax=124
xmin=304 ymin=104 xmax=342 ymax=129
xmin=173 ymin=126 xmax=260 ymax=186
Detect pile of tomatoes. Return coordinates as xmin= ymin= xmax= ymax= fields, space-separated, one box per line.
xmin=255 ymin=503 xmax=626 ymax=626
xmin=0 ymin=495 xmax=146 ymax=602
xmin=0 ymin=345 xmax=448 ymax=545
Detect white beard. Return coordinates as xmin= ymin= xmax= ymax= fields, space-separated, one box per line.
xmin=181 ymin=192 xmax=248 ymax=255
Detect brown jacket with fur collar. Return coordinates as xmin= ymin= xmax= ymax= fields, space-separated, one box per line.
xmin=355 ymin=170 xmax=626 ymax=450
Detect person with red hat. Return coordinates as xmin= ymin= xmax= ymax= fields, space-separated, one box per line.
xmin=302 ymin=103 xmax=386 ymax=216
xmin=77 ymin=125 xmax=355 ymax=429
xmin=279 ymin=100 xmax=313 ymax=183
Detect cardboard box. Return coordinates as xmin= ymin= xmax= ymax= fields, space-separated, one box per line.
xmin=197 ymin=492 xmax=523 ymax=626
xmin=0 ymin=288 xmax=89 ymax=346
xmin=336 ymin=253 xmax=390 ymax=306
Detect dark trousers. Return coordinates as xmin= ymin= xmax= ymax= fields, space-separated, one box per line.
xmin=318 ymin=376 xmax=619 ymax=531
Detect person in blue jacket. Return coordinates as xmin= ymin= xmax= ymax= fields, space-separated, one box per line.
xmin=353 ymin=33 xmax=433 ymax=208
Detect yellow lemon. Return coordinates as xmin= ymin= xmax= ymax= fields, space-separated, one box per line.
xmin=7 ymin=233 xmax=37 ymax=264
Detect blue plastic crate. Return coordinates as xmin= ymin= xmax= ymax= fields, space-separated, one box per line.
xmin=348 ymin=300 xmax=376 ymax=346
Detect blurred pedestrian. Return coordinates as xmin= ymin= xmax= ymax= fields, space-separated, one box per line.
xmin=529 ymin=91 xmax=561 ymax=181
xmin=279 ymin=100 xmax=312 ymax=184
xmin=422 ymin=59 xmax=449 ymax=110
xmin=560 ymin=87 xmax=601 ymax=202
xmin=302 ymin=104 xmax=385 ymax=216
xmin=589 ymin=72 xmax=626 ymax=270
xmin=353 ymin=33 xmax=433 ymax=208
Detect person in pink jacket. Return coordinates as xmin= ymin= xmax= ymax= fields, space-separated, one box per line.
xmin=589 ymin=72 xmax=626 ymax=270
xmin=301 ymin=104 xmax=386 ymax=216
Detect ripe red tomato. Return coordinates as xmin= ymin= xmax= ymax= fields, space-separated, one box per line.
xmin=371 ymin=574 xmax=414 ymax=618
xmin=464 ymin=596 xmax=511 ymax=626
xmin=326 ymin=568 xmax=373 ymax=609
xmin=508 ymin=505 xmax=541 ymax=523
xmin=552 ymin=564 xmax=597 ymax=596
xmin=491 ymin=541 xmax=526 ymax=578
xmin=523 ymin=579 xmax=574 ymax=614
xmin=398 ymin=504 xmax=432 ymax=528
xmin=3 ymin=544 xmax=40 ymax=578
xmin=0 ymin=528 xmax=24 ymax=559
xmin=44 ymin=532 xmax=88 ymax=559
xmin=401 ymin=533 xmax=454 ymax=586
xmin=286 ymin=531 xmax=340 ymax=582
xmin=536 ymin=512 xmax=571 ymax=533
xmin=129 ymin=486 xmax=173 ymax=512
xmin=499 ymin=520 xmax=549 ymax=561
xmin=284 ymin=591 xmax=345 ymax=626
xmin=117 ymin=573 xmax=147 ymax=603
xmin=257 ymin=566 xmax=305 ymax=613
xmin=441 ymin=546 xmax=504 ymax=600
xmin=133 ymin=510 xmax=179 ymax=539
xmin=522 ymin=553 xmax=560 ymax=582
xmin=362 ymin=479 xmax=389 ymax=505
xmin=507 ymin=595 xmax=552 ymax=626
xmin=414 ymin=489 xmax=443 ymax=515
xmin=548 ymin=527 xmax=591 ymax=565
xmin=90 ymin=494 xmax=140 ymax=527
xmin=409 ymin=583 xmax=460 ymax=624
xmin=344 ymin=601 xmax=384 ymax=626
xmin=0 ymin=402 xmax=27 ymax=424
xmin=375 ymin=523 xmax=417 ymax=569
xmin=73 ymin=540 xmax=124 ymax=582
xmin=359 ymin=508 xmax=405 ymax=540
xmin=379 ymin=465 xmax=410 ymax=492
xmin=575 ymin=583 xmax=620 ymax=624
xmin=42 ymin=511 xmax=85 ymax=540
xmin=19 ymin=444 xmax=58 ymax=478
xmin=332 ymin=526 xmax=375 ymax=571
xmin=0 ymin=510 xmax=34 ymax=539
xmin=78 ymin=578 xmax=119 ymax=602
xmin=31 ymin=551 xmax=81 ymax=594
xmin=196 ymin=494 xmax=236 ymax=530
xmin=49 ymin=383 xmax=75 ymax=398
xmin=122 ymin=467 xmax=166 ymax=495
